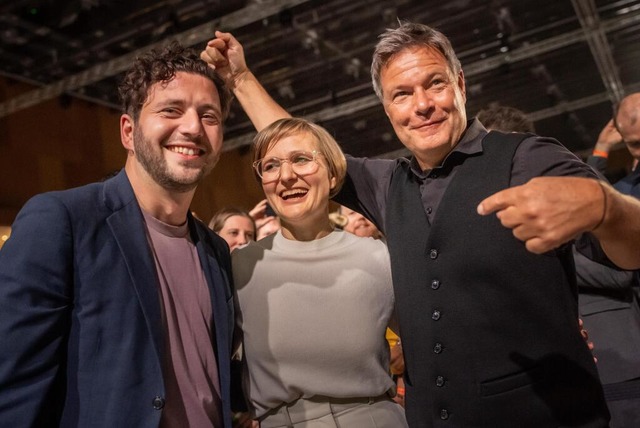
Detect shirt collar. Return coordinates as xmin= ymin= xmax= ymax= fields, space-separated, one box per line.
xmin=408 ymin=118 xmax=488 ymax=177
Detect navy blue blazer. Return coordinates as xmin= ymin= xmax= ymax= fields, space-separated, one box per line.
xmin=0 ymin=170 xmax=234 ymax=427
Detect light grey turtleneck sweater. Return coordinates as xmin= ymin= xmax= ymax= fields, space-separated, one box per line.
xmin=232 ymin=229 xmax=396 ymax=418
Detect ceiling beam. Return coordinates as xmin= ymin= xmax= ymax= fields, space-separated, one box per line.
xmin=571 ymin=0 xmax=625 ymax=103
xmin=0 ymin=0 xmax=314 ymax=118
xmin=221 ymin=10 xmax=640 ymax=152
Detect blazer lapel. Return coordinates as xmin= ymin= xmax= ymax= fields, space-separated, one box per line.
xmin=191 ymin=219 xmax=233 ymax=356
xmin=104 ymin=171 xmax=165 ymax=362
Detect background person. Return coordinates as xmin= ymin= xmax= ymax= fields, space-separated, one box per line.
xmin=209 ymin=207 xmax=256 ymax=251
xmin=340 ymin=205 xmax=384 ymax=240
xmin=476 ymin=103 xmax=535 ymax=134
xmin=577 ymin=93 xmax=640 ymax=428
xmin=0 ymin=43 xmax=235 ymax=427
xmin=588 ymin=92 xmax=640 ymax=195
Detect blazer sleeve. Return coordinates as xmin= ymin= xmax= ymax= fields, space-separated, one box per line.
xmin=0 ymin=193 xmax=74 ymax=427
xmin=574 ymin=247 xmax=636 ymax=290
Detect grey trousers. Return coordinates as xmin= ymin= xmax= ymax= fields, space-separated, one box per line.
xmin=259 ymin=395 xmax=408 ymax=428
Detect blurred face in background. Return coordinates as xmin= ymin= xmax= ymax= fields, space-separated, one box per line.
xmin=218 ymin=215 xmax=255 ymax=251
xmin=615 ymin=111 xmax=640 ymax=162
xmin=342 ymin=206 xmax=382 ymax=239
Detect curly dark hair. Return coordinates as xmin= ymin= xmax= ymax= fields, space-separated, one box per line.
xmin=118 ymin=41 xmax=232 ymax=121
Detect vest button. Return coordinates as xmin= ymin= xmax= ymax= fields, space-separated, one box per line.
xmin=429 ymin=249 xmax=438 ymax=259
xmin=434 ymin=342 xmax=443 ymax=353
xmin=436 ymin=375 xmax=445 ymax=387
xmin=426 ymin=207 xmax=433 ymax=214
xmin=440 ymin=409 xmax=449 ymax=420
xmin=431 ymin=279 xmax=440 ymax=290
xmin=432 ymin=310 xmax=441 ymax=321
xmin=152 ymin=396 xmax=165 ymax=410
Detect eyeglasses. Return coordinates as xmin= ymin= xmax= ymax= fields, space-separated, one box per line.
xmin=253 ymin=150 xmax=323 ymax=182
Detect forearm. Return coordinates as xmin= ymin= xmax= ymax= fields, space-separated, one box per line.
xmin=593 ymin=182 xmax=640 ymax=269
xmin=233 ymin=70 xmax=290 ymax=131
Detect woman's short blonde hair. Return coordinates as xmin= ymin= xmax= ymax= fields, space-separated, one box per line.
xmin=252 ymin=118 xmax=347 ymax=198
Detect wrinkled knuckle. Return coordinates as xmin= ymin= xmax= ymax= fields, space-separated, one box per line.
xmin=526 ymin=241 xmax=545 ymax=254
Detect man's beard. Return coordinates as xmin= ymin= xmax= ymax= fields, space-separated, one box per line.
xmin=132 ymin=126 xmax=217 ymax=192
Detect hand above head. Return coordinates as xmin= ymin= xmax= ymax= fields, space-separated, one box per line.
xmin=200 ymin=31 xmax=249 ymax=90
xmin=594 ymin=118 xmax=622 ymax=154
xmin=249 ymin=199 xmax=269 ymax=221
xmin=201 ymin=31 xmax=290 ymax=131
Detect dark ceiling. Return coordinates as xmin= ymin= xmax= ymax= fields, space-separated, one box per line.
xmin=2 ymin=0 xmax=640 ymax=159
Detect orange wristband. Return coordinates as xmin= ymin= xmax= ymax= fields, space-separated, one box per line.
xmin=396 ymin=387 xmax=405 ymax=395
xmin=592 ymin=149 xmax=609 ymax=158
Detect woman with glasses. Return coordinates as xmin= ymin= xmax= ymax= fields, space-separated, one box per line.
xmin=232 ymin=118 xmax=407 ymax=427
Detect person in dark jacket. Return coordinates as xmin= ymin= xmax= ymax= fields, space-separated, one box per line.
xmin=0 ymin=43 xmax=235 ymax=428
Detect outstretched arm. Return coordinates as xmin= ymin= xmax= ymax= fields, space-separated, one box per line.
xmin=477 ymin=176 xmax=640 ymax=269
xmin=201 ymin=31 xmax=290 ymax=131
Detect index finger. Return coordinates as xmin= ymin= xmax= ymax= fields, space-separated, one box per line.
xmin=477 ymin=187 xmax=517 ymax=215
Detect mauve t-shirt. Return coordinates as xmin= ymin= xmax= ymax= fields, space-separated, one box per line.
xmin=143 ymin=211 xmax=222 ymax=428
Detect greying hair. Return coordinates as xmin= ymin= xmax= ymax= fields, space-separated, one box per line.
xmin=371 ymin=21 xmax=462 ymax=100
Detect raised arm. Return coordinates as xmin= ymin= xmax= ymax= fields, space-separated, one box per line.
xmin=201 ymin=31 xmax=290 ymax=131
xmin=586 ymin=119 xmax=623 ymax=176
xmin=477 ymin=176 xmax=640 ymax=270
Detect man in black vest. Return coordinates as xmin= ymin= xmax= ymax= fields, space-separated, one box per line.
xmin=202 ymin=23 xmax=640 ymax=428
